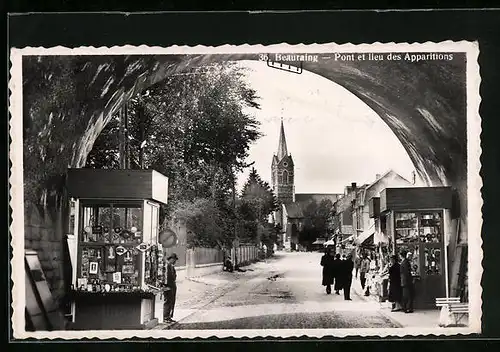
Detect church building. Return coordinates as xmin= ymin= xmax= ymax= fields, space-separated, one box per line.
xmin=271 ymin=119 xmax=342 ymax=250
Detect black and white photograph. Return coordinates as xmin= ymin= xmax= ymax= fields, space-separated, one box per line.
xmin=9 ymin=42 xmax=482 ymax=339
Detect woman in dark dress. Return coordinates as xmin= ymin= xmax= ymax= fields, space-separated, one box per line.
xmin=333 ymin=253 xmax=343 ymax=294
xmin=321 ymin=247 xmax=336 ymax=294
xmin=388 ymin=254 xmax=403 ymax=312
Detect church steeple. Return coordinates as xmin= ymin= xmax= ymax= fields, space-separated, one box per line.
xmin=271 ymin=118 xmax=295 ymax=205
xmin=277 ymin=118 xmax=288 ymax=161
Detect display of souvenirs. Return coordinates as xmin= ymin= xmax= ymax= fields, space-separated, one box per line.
xmin=113 ymin=271 xmax=122 ymax=284
xmin=397 ymin=244 xmax=420 ymax=278
xmin=103 ymin=227 xmax=111 ymax=243
xmin=76 ymin=202 xmax=158 ymax=294
xmin=419 ymin=213 xmax=442 ymax=243
xmin=145 ymin=246 xmax=160 ymax=286
xmin=424 ymin=247 xmax=441 ymax=275
xmin=89 ymin=262 xmax=99 ymax=274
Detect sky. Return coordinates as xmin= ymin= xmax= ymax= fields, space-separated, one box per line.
xmin=235 ymin=60 xmax=421 ymax=194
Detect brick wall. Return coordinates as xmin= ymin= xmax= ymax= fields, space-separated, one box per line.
xmin=24 ymin=201 xmax=66 ymax=302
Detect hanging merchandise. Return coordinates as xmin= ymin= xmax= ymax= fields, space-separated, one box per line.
xmin=66 ymin=168 xmax=169 ymax=329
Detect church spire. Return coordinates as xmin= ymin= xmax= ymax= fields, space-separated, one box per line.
xmin=277 ymin=118 xmax=288 ymax=161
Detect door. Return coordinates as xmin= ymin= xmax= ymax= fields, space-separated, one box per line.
xmin=393 ymin=210 xmax=446 ymax=308
xmin=417 ymin=211 xmax=445 ymax=307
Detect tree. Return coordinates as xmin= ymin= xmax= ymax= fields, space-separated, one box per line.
xmin=238 ymin=168 xmax=277 ymax=244
xmin=298 ymin=199 xmax=335 ymax=246
xmin=86 ymin=62 xmax=262 ymax=246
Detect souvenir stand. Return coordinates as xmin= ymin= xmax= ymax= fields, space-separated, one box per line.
xmin=368 ymin=196 xmax=392 ymax=301
xmin=379 ymin=187 xmax=453 ymax=309
xmin=66 ymin=168 xmax=169 ymax=330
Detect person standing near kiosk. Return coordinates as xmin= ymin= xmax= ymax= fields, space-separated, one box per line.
xmin=163 ymin=253 xmax=179 ymax=322
xmin=400 ymin=250 xmax=415 ymax=313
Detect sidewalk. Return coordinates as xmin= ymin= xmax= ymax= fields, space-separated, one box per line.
xmin=152 ymin=257 xmax=279 ymax=329
xmin=352 ymin=276 xmax=442 ymax=328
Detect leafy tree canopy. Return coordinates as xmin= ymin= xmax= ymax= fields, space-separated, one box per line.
xmin=86 ymin=62 xmax=262 ymax=247
xmin=299 ymin=199 xmax=335 ymax=244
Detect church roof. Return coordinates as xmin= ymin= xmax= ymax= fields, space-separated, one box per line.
xmin=284 ymin=203 xmax=304 ymax=218
xmin=295 ymin=193 xmax=342 ymax=204
xmin=272 ymin=155 xmax=279 ymax=166
xmin=277 ymin=119 xmax=288 ymax=161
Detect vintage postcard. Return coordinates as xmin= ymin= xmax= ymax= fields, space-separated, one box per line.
xmin=9 ymin=41 xmax=482 ymax=339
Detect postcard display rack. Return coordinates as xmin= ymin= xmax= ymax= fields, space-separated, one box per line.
xmin=379 ymin=187 xmax=453 ymax=309
xmin=66 ymin=168 xmax=169 ymax=330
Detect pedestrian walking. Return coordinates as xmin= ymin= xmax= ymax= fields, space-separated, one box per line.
xmin=400 ymin=251 xmax=415 ymax=313
xmin=320 ymin=247 xmax=336 ymax=294
xmin=354 ymin=255 xmax=361 ymax=279
xmin=388 ymin=254 xmax=403 ymax=312
xmin=341 ymin=254 xmax=354 ymax=300
xmin=333 ymin=253 xmax=343 ymax=294
xmin=359 ymin=254 xmax=371 ymax=291
xmin=163 ymin=253 xmax=179 ymax=322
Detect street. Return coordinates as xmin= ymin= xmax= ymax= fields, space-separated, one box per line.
xmin=169 ymin=252 xmax=399 ymax=330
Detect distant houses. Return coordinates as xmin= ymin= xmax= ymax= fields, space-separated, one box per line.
xmin=332 ymin=170 xmax=413 ymax=254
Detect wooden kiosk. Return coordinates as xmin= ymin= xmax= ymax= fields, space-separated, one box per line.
xmin=378 ymin=187 xmax=453 ymax=309
xmin=66 ymin=168 xmax=168 ymax=330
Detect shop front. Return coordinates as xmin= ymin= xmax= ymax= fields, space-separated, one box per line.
xmin=378 ymin=187 xmax=453 ymax=309
xmin=66 ymin=168 xmax=169 ymax=330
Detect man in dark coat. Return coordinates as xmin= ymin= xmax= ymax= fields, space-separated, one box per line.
xmin=333 ymin=253 xmax=343 ymax=294
xmin=163 ymin=253 xmax=179 ymax=322
xmin=388 ymin=254 xmax=403 ymax=311
xmin=341 ymin=254 xmax=354 ymax=300
xmin=400 ymin=251 xmax=415 ymax=313
xmin=320 ymin=248 xmax=335 ymax=294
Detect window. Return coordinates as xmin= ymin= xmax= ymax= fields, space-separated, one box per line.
xmin=418 ymin=212 xmax=442 ymax=243
xmin=394 ymin=212 xmax=418 ymax=244
xmin=424 ymin=247 xmax=442 ymax=275
xmin=78 ymin=202 xmax=143 ymax=288
xmin=282 ymin=170 xmax=289 ymax=184
xmin=394 ymin=211 xmax=443 ymax=278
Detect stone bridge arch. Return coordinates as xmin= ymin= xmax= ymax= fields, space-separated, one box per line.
xmin=21 ymin=52 xmax=468 ymax=299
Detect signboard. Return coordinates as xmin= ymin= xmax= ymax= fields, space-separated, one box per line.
xmin=25 ymin=250 xmax=64 ymax=331
xmin=159 ymin=229 xmax=178 ymax=248
xmin=136 ymin=243 xmax=150 ymax=252
xmin=115 ymin=246 xmax=127 ymax=256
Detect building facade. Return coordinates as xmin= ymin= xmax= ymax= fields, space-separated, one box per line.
xmin=353 ymin=170 xmax=413 ymax=246
xmin=271 ymin=120 xmax=341 ymax=250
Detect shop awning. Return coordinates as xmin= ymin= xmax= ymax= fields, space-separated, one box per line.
xmin=374 ymin=231 xmax=389 ymax=245
xmin=312 ymin=238 xmax=326 ymax=245
xmin=355 ymin=224 xmax=375 ymax=246
xmin=341 ymin=235 xmax=354 ymax=244
xmin=323 ymin=239 xmax=335 ymax=247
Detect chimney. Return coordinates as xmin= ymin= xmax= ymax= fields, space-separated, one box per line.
xmin=375 ymin=174 xmax=381 ymax=180
xmin=351 ymin=182 xmax=357 ymax=190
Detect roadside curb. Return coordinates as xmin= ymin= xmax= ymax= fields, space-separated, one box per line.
xmin=153 ymin=259 xmax=277 ymax=330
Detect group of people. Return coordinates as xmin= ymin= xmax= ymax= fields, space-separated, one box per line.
xmin=320 ymin=247 xmax=354 ymax=300
xmin=321 ymin=247 xmax=416 ymax=313
xmin=384 ymin=250 xmax=415 ymax=313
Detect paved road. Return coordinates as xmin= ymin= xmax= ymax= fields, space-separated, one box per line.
xmin=171 ymin=251 xmax=398 ymax=330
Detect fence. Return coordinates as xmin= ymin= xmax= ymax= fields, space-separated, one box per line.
xmin=235 ymin=245 xmax=260 ymax=266
xmin=193 ymin=247 xmax=224 ymax=266
xmin=167 ymin=245 xmax=262 ymax=281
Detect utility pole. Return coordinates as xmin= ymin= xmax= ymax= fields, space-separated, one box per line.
xmin=119 ymin=106 xmax=126 ymax=169
xmin=124 ymin=102 xmax=130 ymax=169
xmin=232 ymin=169 xmax=239 ymax=269
xmin=138 ymin=103 xmax=146 ymax=169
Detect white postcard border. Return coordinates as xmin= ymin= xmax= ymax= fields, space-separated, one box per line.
xmin=9 ymin=41 xmax=482 ymax=339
